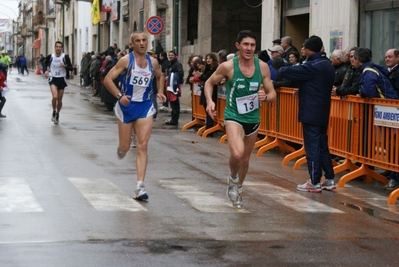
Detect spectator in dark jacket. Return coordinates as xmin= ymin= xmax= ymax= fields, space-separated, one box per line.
xmin=331 ymin=49 xmax=349 ymax=86
xmin=332 ymin=47 xmax=360 ymax=97
xmin=271 ymin=57 xmax=300 ymax=89
xmin=100 ymin=56 xmax=118 ymax=111
xmin=279 ymin=35 xmax=336 ymax=193
xmin=353 ymin=48 xmax=398 ymax=99
xmin=165 ymin=50 xmax=184 ymax=125
xmin=385 ymin=48 xmax=399 ymax=97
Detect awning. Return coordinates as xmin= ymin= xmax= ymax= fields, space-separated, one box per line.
xmin=32 ymin=38 xmax=41 ymax=49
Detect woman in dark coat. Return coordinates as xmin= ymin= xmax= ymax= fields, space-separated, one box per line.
xmin=198 ymin=52 xmax=219 ymax=130
xmin=100 ymin=56 xmax=118 ymax=111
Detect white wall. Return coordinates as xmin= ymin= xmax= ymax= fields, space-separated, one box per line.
xmin=309 ymin=0 xmax=358 ymax=56
xmin=76 ymin=2 xmax=93 ymax=72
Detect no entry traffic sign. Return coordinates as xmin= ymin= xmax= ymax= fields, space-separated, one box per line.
xmin=146 ymin=16 xmax=164 ymax=35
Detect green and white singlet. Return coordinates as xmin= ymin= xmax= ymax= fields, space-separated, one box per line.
xmin=224 ymin=56 xmax=263 ymax=123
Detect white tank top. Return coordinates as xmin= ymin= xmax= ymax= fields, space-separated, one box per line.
xmin=49 ymin=53 xmax=66 ymax=78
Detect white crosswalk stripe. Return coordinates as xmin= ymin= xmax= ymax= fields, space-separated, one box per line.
xmin=0 ymin=178 xmax=43 ymax=212
xmin=2 ymin=177 xmax=396 ymax=214
xmin=245 ymin=181 xmax=345 ymax=213
xmin=69 ymin=178 xmax=147 ymax=212
xmin=159 ymin=179 xmax=250 ymax=213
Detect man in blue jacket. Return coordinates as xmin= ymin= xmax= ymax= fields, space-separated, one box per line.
xmin=278 ymin=35 xmax=336 ymax=193
xmin=354 ymin=48 xmax=399 ymax=99
xmin=353 ymin=48 xmax=399 ymax=190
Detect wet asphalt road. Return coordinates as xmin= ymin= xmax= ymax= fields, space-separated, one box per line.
xmin=1 ymin=72 xmax=399 ymax=266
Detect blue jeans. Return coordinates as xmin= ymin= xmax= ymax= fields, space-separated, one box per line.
xmin=302 ymin=122 xmax=335 ymax=184
xmin=388 ymin=172 xmax=399 ymax=181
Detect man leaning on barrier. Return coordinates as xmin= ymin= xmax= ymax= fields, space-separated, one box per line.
xmin=353 ymin=48 xmax=399 ymax=190
xmin=278 ymin=35 xmax=336 ymax=193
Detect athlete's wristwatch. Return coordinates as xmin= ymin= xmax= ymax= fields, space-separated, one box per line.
xmin=116 ymin=92 xmax=123 ymax=100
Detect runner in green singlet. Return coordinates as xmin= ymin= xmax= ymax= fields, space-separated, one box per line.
xmin=204 ymin=30 xmax=276 ymax=209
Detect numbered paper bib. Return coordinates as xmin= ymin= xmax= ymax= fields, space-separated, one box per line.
xmin=236 ymin=93 xmax=259 ymax=114
xmin=130 ymin=69 xmax=151 ymax=88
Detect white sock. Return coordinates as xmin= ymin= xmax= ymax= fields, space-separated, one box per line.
xmin=137 ymin=181 xmax=144 ymax=189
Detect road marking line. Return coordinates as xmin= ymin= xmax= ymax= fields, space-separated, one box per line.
xmin=245 ymin=181 xmax=345 ymax=213
xmin=159 ymin=179 xmax=249 ymax=213
xmin=69 ymin=178 xmax=147 ymax=212
xmin=0 ymin=178 xmax=43 ymax=212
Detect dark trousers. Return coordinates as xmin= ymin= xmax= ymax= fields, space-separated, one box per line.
xmin=170 ymin=97 xmax=180 ymax=123
xmin=0 ymin=93 xmax=6 ymax=113
xmin=21 ymin=66 xmax=29 ymax=75
xmin=302 ymin=122 xmax=334 ymax=184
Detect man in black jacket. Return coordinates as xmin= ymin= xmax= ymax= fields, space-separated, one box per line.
xmin=385 ymin=48 xmax=399 ymax=97
xmin=332 ymin=47 xmax=360 ymax=97
xmin=279 ymin=36 xmax=336 ymax=193
xmin=165 ymin=50 xmax=184 ymax=125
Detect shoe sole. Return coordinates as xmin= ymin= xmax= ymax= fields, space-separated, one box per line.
xmin=133 ymin=193 xmax=148 ymax=201
xmin=322 ymin=185 xmax=336 ymax=190
xmin=233 ymin=203 xmax=243 ymax=209
xmin=297 ymin=188 xmax=322 ymax=193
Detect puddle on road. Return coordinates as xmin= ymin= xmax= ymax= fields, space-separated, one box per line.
xmin=341 ymin=202 xmax=399 ymax=226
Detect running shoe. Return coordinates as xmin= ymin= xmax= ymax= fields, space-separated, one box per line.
xmin=51 ymin=111 xmax=56 ymax=122
xmin=133 ymin=187 xmax=149 ymax=201
xmin=233 ymin=191 xmax=244 ymax=209
xmin=321 ymin=179 xmax=337 ymax=190
xmin=54 ymin=113 xmax=59 ymax=124
xmin=227 ymin=175 xmax=244 ymax=208
xmin=297 ymin=180 xmax=322 ymax=193
xmin=131 ymin=134 xmax=137 ymax=148
xmin=226 ymin=175 xmax=239 ymax=202
xmin=116 ymin=147 xmax=126 ymax=160
xmin=384 ymin=179 xmax=399 ymax=191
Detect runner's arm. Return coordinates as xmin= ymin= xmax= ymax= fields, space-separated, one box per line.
xmin=104 ymin=55 xmax=129 ymax=98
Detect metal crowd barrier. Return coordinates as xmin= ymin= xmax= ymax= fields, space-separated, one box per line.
xmin=182 ymin=86 xmax=399 ymax=204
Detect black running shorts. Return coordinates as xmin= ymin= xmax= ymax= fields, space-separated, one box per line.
xmin=49 ymin=77 xmax=68 ymax=90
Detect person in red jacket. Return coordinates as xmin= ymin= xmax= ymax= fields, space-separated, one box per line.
xmin=0 ymin=68 xmax=8 ymax=118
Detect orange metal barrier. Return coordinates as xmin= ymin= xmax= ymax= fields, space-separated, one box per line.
xmin=257 ymin=88 xmax=304 ymax=165
xmin=183 ymin=85 xmax=399 ymax=203
xmin=200 ymin=86 xmax=226 ymax=138
xmin=254 ymin=100 xmax=276 ymax=149
xmin=182 ymin=83 xmax=206 ymax=132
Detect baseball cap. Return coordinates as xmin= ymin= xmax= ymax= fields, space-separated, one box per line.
xmin=268 ymin=45 xmax=284 ymax=54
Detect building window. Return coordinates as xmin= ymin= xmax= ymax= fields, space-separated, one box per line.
xmin=365 ymin=7 xmax=399 ymax=65
xmin=187 ymin=0 xmax=198 ymax=45
xmin=286 ymin=0 xmax=309 ymax=9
